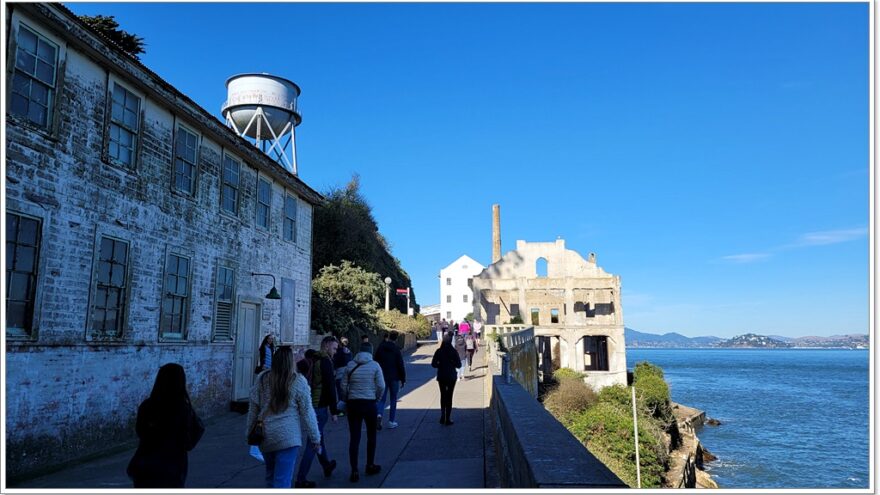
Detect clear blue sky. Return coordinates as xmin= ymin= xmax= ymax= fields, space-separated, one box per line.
xmin=69 ymin=2 xmax=870 ymax=338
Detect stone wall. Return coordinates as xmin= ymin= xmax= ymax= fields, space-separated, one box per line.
xmin=5 ymin=4 xmax=320 ymax=479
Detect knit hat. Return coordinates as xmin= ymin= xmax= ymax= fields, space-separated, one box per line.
xmin=360 ymin=342 xmax=374 ymax=354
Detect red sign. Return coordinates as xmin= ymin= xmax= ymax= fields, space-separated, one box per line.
xmin=395 ymin=288 xmax=408 ymax=295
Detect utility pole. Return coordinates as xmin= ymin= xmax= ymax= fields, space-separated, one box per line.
xmin=632 ymin=386 xmax=641 ymax=488
xmin=384 ymin=277 xmax=391 ymax=311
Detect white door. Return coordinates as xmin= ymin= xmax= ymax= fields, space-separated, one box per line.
xmin=234 ymin=302 xmax=260 ymax=400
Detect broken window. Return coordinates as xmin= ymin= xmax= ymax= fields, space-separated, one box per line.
xmin=11 ymin=24 xmax=57 ymax=129
xmin=550 ymin=308 xmax=559 ymax=324
xmin=161 ymin=253 xmax=190 ymax=340
xmin=536 ymin=257 xmax=548 ymax=277
xmin=221 ymin=154 xmax=241 ymax=214
xmin=6 ymin=212 xmax=41 ymax=337
xmin=108 ymin=82 xmax=140 ymax=168
xmin=283 ymin=192 xmax=297 ymax=242
xmin=174 ymin=125 xmax=198 ymax=195
xmin=90 ymin=236 xmax=129 ymax=339
xmin=530 ymin=308 xmax=540 ymax=326
xmin=256 ymin=177 xmax=272 ymax=230
xmin=583 ymin=336 xmax=609 ymax=371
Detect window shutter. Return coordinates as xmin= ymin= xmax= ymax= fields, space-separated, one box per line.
xmin=214 ymin=300 xmax=233 ymax=341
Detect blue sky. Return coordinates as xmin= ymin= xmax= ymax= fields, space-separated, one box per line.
xmin=68 ymin=2 xmax=870 ymax=338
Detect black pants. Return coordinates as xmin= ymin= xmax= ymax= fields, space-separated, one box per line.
xmin=346 ymin=399 xmax=378 ymax=471
xmin=438 ymin=379 xmax=457 ymax=422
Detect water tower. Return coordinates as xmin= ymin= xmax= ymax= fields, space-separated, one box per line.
xmin=221 ymin=73 xmax=302 ymax=175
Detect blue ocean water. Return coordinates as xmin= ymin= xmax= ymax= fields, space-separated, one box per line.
xmin=627 ymin=348 xmax=870 ymax=489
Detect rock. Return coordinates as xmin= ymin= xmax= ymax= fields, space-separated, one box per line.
xmin=702 ymin=448 xmax=718 ymax=463
xmin=706 ymin=418 xmax=721 ymax=426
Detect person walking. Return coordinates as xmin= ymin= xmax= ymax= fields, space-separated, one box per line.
xmin=340 ymin=342 xmax=385 ymax=483
xmin=257 ymin=334 xmax=276 ymax=373
xmin=464 ymin=333 xmax=479 ymax=371
xmin=127 ymin=363 xmax=205 ymax=488
xmin=374 ymin=331 xmax=407 ymax=430
xmin=454 ymin=333 xmax=468 ymax=380
xmin=440 ymin=319 xmax=449 ymax=338
xmin=459 ymin=319 xmax=471 ymax=336
xmin=473 ymin=320 xmax=483 ymax=341
xmin=333 ymin=337 xmax=352 ymax=406
xmin=294 ymin=337 xmax=341 ymax=488
xmin=431 ymin=334 xmax=462 ymax=426
xmin=247 ymin=346 xmax=321 ymax=489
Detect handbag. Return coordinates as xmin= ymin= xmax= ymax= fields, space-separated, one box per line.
xmin=337 ymin=363 xmax=364 ymax=413
xmin=247 ymin=374 xmax=267 ymax=446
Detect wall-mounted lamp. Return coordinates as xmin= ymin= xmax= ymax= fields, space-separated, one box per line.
xmin=251 ymin=272 xmax=281 ymax=300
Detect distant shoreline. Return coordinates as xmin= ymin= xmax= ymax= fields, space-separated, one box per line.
xmin=626 ymin=346 xmax=869 ymax=350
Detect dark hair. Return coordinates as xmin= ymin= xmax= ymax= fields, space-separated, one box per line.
xmin=150 ymin=363 xmax=191 ymax=406
xmin=441 ymin=333 xmax=454 ymax=349
xmin=389 ymin=330 xmax=399 ymax=342
xmin=269 ymin=346 xmax=295 ymax=414
xmin=361 ymin=334 xmax=370 ymax=342
xmin=260 ymin=334 xmax=275 ymax=349
xmin=321 ymin=336 xmax=338 ymax=346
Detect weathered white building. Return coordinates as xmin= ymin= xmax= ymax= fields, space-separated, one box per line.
xmin=4 ymin=3 xmax=322 ymax=478
xmin=473 ymin=239 xmax=627 ymax=390
xmin=439 ymin=254 xmax=485 ymax=322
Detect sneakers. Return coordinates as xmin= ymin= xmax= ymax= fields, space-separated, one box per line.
xmin=350 ymin=471 xmax=359 ymax=483
xmin=365 ymin=464 xmax=382 ymax=476
xmin=387 ymin=421 xmax=399 ymax=429
xmin=376 ymin=415 xmax=383 ymax=430
xmin=294 ymin=480 xmax=316 ymax=488
xmin=444 ymin=420 xmax=454 ymax=426
xmin=322 ymin=459 xmax=337 ymax=478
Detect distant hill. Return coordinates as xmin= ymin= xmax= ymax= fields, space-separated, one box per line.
xmin=625 ymin=328 xmax=722 ymax=348
xmin=626 ymin=328 xmax=869 ymax=349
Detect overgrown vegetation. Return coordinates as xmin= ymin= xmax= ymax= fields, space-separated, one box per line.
xmin=78 ymin=15 xmax=145 ymax=58
xmin=543 ymin=361 xmax=677 ymax=488
xmin=377 ymin=310 xmax=431 ymax=338
xmin=311 ymin=261 xmax=383 ymax=337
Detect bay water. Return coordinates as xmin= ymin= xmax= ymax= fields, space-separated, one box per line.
xmin=626 ymin=348 xmax=870 ymax=489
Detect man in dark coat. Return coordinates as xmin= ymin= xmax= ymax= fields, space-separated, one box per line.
xmin=373 ymin=331 xmax=406 ymax=429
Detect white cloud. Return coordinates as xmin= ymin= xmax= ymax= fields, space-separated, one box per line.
xmin=793 ymin=227 xmax=868 ymax=247
xmin=721 ymin=253 xmax=772 ymax=263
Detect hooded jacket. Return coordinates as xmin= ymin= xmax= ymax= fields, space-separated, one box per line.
xmin=340 ymin=351 xmax=385 ymax=401
xmin=373 ymin=340 xmax=406 ymax=383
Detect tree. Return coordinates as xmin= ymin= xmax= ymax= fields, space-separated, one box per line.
xmin=78 ymin=15 xmax=145 ymax=58
xmin=311 ymin=261 xmax=384 ymax=337
xmin=312 ymin=174 xmax=416 ymax=312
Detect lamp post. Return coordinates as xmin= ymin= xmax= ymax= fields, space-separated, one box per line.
xmin=384 ymin=277 xmax=392 ymax=311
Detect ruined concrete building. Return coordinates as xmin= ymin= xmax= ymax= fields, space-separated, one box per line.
xmin=5 ymin=3 xmax=322 ymax=478
xmin=472 ymin=206 xmax=627 ymax=390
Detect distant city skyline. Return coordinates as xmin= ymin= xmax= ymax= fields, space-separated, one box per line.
xmin=67 ymin=2 xmax=871 ymax=338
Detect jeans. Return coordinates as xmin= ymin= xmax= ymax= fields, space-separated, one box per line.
xmin=346 ymin=399 xmax=378 ymax=471
xmin=438 ymin=378 xmax=456 ymax=422
xmin=466 ymin=350 xmax=475 ymax=369
xmin=296 ymin=407 xmax=331 ymax=482
xmin=263 ymin=446 xmax=299 ymax=488
xmin=376 ymin=379 xmax=400 ymax=422
xmin=457 ymin=361 xmax=466 ymax=379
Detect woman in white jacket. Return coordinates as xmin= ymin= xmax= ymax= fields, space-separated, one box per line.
xmin=247 ymin=346 xmax=321 ymax=488
xmin=340 ymin=342 xmax=385 ymax=483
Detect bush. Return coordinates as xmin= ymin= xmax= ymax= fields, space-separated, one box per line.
xmin=569 ymin=402 xmax=669 ymax=488
xmin=634 ymin=374 xmax=672 ymax=422
xmin=508 ymin=314 xmax=524 ymax=324
xmin=377 ymin=310 xmax=431 ymax=338
xmin=552 ymin=367 xmax=585 ymax=382
xmin=597 ymin=384 xmax=633 ymax=409
xmin=634 ymin=361 xmax=665 ymax=380
xmin=311 ymin=261 xmax=383 ymax=335
xmin=544 ymin=377 xmax=597 ymax=425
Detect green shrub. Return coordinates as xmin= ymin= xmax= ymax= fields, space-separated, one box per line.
xmin=377 ymin=310 xmax=431 ymax=338
xmin=552 ymin=367 xmax=586 ymax=382
xmin=634 ymin=374 xmax=672 ymax=422
xmin=634 ymin=361 xmax=665 ymax=380
xmin=544 ymin=377 xmax=597 ymax=425
xmin=597 ymin=384 xmax=633 ymax=409
xmin=569 ymin=402 xmax=669 ymax=488
xmin=508 ymin=314 xmax=524 ymax=324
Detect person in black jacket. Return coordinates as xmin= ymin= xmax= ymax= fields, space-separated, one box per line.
xmin=127 ymin=363 xmax=205 ymax=488
xmin=295 ymin=337 xmax=341 ymax=487
xmin=373 ymin=331 xmax=407 ymax=429
xmin=431 ymin=334 xmax=462 ymax=426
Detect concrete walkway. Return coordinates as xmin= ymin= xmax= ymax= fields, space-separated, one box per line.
xmin=15 ymin=342 xmax=490 ymax=490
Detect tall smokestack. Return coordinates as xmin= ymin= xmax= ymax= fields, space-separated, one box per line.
xmin=492 ymin=204 xmax=501 ymax=263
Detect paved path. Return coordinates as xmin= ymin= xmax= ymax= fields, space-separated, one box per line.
xmin=16 ymin=342 xmax=490 ymax=490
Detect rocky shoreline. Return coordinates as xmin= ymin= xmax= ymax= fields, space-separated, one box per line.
xmin=664 ymin=402 xmax=719 ymax=489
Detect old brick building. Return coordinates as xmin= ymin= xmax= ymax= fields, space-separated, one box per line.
xmin=5 ymin=3 xmax=322 ymax=478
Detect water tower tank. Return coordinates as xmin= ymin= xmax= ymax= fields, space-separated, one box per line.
xmin=222 ymin=73 xmax=301 ymax=139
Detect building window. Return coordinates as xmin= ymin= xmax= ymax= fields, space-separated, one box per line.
xmin=90 ymin=236 xmax=129 ymax=339
xmin=6 ymin=213 xmax=41 ymax=337
xmin=530 ymin=308 xmax=540 ymax=326
xmin=107 ymin=82 xmax=140 ymax=167
xmin=213 ymin=265 xmax=235 ymax=341
xmin=256 ymin=177 xmax=271 ymax=230
xmin=10 ymin=25 xmax=58 ymax=129
xmin=584 ymin=336 xmax=609 ymax=371
xmin=174 ymin=125 xmax=198 ymax=195
xmin=161 ymin=253 xmax=190 ymax=339
xmin=446 ymin=278 xmax=451 ymax=286
xmin=446 ymin=295 xmax=452 ymax=303
xmin=536 ymin=257 xmax=548 ymax=277
xmin=221 ymin=154 xmax=241 ymax=214
xmin=463 ymin=294 xmax=468 ymax=303
xmin=446 ymin=311 xmax=452 ymax=319
xmin=283 ymin=193 xmax=297 ymax=242
xmin=550 ymin=308 xmax=560 ymax=324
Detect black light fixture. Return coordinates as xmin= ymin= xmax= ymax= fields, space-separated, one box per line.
xmin=251 ymin=272 xmax=281 ymax=300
